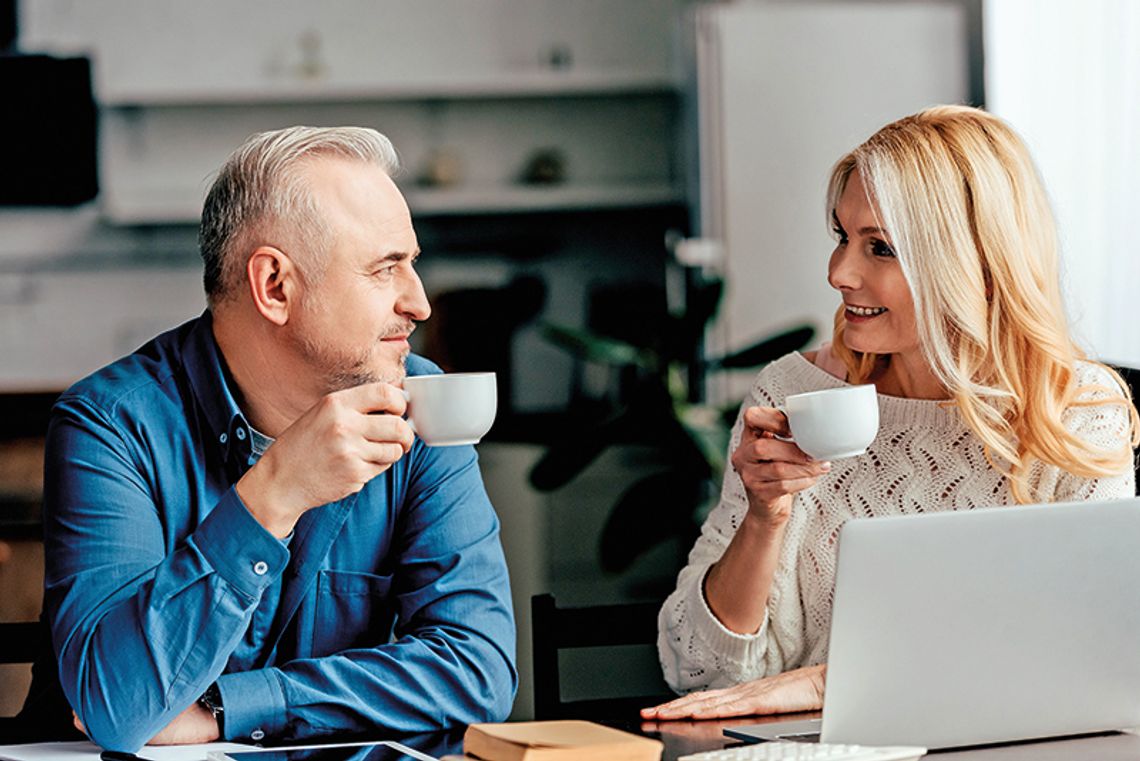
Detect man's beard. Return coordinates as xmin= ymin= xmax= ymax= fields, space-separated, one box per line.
xmin=297 ymin=324 xmax=412 ymax=393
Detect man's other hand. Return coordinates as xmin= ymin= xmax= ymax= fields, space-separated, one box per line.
xmin=147 ymin=701 xmax=221 ymax=745
xmin=237 ymin=382 xmax=414 ymax=537
xmin=74 ymin=703 xmax=221 ymax=747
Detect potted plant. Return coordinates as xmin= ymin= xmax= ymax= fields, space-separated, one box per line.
xmin=529 ymin=270 xmax=814 ymax=581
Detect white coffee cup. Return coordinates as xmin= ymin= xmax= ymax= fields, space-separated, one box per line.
xmin=782 ymin=384 xmax=879 ymax=460
xmin=402 ymin=372 xmax=497 ymax=447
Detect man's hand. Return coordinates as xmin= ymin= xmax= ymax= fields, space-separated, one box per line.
xmin=147 ymin=702 xmax=221 ymax=745
xmin=639 ymin=664 xmax=826 ymax=721
xmin=74 ymin=703 xmax=220 ymax=746
xmin=237 ymin=382 xmax=414 ymax=537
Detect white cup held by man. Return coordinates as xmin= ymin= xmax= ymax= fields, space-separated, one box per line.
xmin=783 ymin=384 xmax=879 ymax=460
xmin=403 ymin=372 xmax=497 ymax=447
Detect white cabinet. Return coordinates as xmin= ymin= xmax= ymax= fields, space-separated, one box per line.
xmin=22 ymin=0 xmax=677 ymax=104
xmin=0 ymin=268 xmax=205 ymax=392
xmin=21 ymin=0 xmax=685 ymax=223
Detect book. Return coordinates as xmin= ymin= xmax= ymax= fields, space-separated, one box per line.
xmin=463 ymin=720 xmax=663 ymax=761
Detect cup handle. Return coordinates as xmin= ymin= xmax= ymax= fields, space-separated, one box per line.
xmin=399 ymin=389 xmax=416 ymax=434
xmin=773 ymin=405 xmax=794 ymax=444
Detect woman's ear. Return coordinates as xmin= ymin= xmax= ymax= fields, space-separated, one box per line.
xmin=246 ymin=246 xmax=298 ymax=326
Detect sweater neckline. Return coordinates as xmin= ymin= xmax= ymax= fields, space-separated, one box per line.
xmin=784 ymin=352 xmax=962 ymax=429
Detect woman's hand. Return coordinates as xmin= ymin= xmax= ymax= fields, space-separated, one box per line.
xmin=731 ymin=407 xmax=831 ymax=526
xmin=640 ymin=664 xmax=827 ymax=721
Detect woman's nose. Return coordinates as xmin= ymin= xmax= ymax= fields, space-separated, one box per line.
xmin=828 ymin=246 xmax=861 ymax=292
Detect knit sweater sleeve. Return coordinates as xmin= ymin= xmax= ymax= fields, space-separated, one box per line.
xmin=656 ymin=362 xmax=805 ymax=693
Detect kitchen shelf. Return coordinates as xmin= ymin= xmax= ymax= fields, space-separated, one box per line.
xmin=101 ymin=70 xmax=679 ymax=108
xmin=101 ymin=182 xmax=684 ymax=225
xmin=407 ymin=182 xmax=683 ymax=216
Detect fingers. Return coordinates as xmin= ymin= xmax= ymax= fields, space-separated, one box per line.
xmin=734 ymin=439 xmax=827 ymax=473
xmin=338 ymin=381 xmax=407 ymax=416
xmin=648 ymin=693 xmax=753 ymax=720
xmin=641 ymin=688 xmax=729 ymax=720
xmin=361 ymin=440 xmax=412 ymax=468
xmin=742 ymin=406 xmax=791 ymax=438
xmin=361 ymin=412 xmax=415 ymax=453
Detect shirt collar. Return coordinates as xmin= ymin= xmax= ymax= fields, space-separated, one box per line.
xmin=181 ymin=310 xmax=254 ymax=466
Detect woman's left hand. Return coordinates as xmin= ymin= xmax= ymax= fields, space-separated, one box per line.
xmin=640 ymin=664 xmax=826 ymax=720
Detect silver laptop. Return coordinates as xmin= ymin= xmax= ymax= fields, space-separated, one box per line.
xmin=726 ymin=498 xmax=1140 ymax=749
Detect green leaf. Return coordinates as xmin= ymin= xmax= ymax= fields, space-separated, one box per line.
xmin=706 ymin=324 xmax=815 ymax=370
xmin=539 ymin=323 xmax=654 ymax=369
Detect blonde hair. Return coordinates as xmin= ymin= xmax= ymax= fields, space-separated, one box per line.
xmin=827 ymin=105 xmax=1138 ymax=502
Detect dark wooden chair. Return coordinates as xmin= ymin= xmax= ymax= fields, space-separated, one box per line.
xmin=1108 ymin=364 xmax=1140 ymax=495
xmin=0 ymin=621 xmax=44 ymax=666
xmin=0 ymin=620 xmax=50 ymax=741
xmin=531 ymin=593 xmax=675 ymax=721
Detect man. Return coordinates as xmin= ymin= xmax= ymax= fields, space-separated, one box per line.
xmin=22 ymin=127 xmax=517 ymax=751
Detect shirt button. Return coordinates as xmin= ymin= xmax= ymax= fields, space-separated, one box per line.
xmin=219 ymin=433 xmax=228 ymax=444
xmin=251 ymin=729 xmax=265 ymax=741
xmin=253 ymin=561 xmax=269 ymax=576
xmin=236 ymin=428 xmax=247 ymax=441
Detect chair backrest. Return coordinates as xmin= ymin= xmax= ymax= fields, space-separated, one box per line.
xmin=531 ymin=593 xmax=674 ymax=721
xmin=0 ymin=620 xmax=51 ymax=741
xmin=1109 ymin=364 xmax=1140 ymax=495
xmin=0 ymin=621 xmax=45 ymax=665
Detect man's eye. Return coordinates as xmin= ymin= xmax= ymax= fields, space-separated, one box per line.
xmin=871 ymin=240 xmax=896 ymax=258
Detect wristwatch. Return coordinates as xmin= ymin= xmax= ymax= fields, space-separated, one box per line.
xmin=198 ymin=683 xmax=225 ymax=735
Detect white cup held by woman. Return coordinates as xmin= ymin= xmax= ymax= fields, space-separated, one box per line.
xmin=783 ymin=384 xmax=879 ymax=460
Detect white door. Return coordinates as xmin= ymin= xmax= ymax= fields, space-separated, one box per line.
xmin=696 ymin=1 xmax=970 ymax=401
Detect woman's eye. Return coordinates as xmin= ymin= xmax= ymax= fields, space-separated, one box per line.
xmin=832 ymin=226 xmax=848 ymax=245
xmin=871 ymin=240 xmax=896 ymax=258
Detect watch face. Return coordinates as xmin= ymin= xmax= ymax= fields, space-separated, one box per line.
xmin=200 ymin=685 xmax=223 ymax=715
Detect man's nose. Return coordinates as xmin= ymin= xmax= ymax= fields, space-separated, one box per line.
xmin=399 ymin=270 xmax=432 ymax=322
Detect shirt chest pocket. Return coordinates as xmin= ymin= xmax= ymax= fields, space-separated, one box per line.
xmin=312 ymin=569 xmax=396 ymax=657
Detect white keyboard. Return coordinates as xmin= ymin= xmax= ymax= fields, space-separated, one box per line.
xmin=678 ymin=741 xmax=927 ymax=761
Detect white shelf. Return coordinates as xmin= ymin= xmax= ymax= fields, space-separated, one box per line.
xmin=101 ymin=182 xmax=683 ymax=225
xmin=101 ymin=71 xmax=679 ymax=107
xmin=406 ymin=182 xmax=683 ymax=215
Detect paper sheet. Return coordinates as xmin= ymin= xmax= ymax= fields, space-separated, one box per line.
xmin=0 ymin=742 xmax=256 ymax=761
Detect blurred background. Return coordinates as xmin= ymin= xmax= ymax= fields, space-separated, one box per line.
xmin=0 ymin=0 xmax=1136 ymax=721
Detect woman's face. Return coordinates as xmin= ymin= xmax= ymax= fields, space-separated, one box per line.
xmin=828 ymin=170 xmax=920 ymax=357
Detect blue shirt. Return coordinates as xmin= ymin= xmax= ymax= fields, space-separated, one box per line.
xmin=40 ymin=312 xmax=517 ymax=751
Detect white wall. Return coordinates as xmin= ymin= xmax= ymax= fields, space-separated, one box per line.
xmin=985 ymin=0 xmax=1140 ymax=368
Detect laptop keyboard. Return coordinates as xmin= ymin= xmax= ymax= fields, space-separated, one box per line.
xmin=678 ymin=741 xmax=927 ymax=761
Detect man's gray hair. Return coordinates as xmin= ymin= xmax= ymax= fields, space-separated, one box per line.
xmin=199 ymin=125 xmax=400 ymax=305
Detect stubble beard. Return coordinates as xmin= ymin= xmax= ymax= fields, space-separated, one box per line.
xmin=299 ymin=328 xmax=411 ymax=393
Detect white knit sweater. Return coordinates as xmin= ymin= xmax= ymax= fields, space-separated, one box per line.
xmin=658 ymin=352 xmax=1136 ymax=693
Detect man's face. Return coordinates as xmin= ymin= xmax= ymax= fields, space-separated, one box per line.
xmin=288 ymin=157 xmax=430 ymax=392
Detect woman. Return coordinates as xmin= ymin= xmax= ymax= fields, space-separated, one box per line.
xmin=643 ymin=105 xmax=1139 ymax=721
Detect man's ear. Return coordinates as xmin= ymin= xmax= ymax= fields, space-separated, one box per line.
xmin=246 ymin=246 xmax=298 ymax=326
